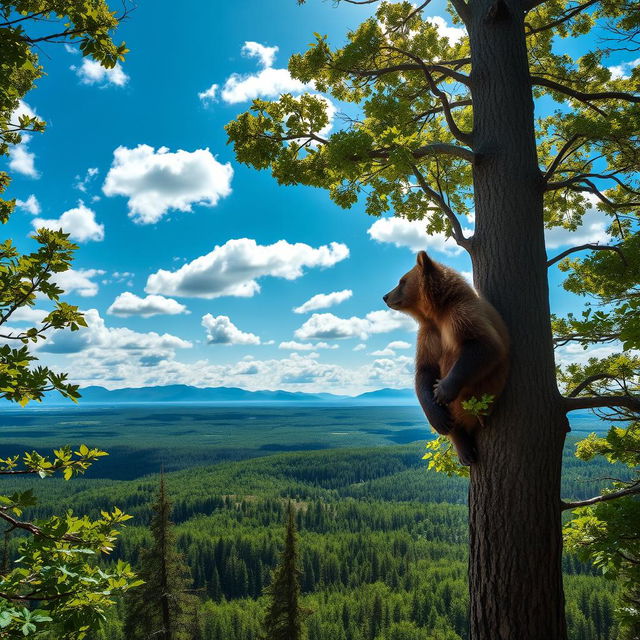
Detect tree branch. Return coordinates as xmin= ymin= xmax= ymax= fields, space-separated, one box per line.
xmin=532 ymin=75 xmax=640 ymax=106
xmin=449 ymin=0 xmax=471 ymax=25
xmin=368 ymin=142 xmax=475 ymax=163
xmin=342 ymin=62 xmax=471 ymax=86
xmin=383 ymin=46 xmax=473 ymax=145
xmin=547 ymin=243 xmax=626 ymax=267
xmin=526 ymin=0 xmax=599 ymax=36
xmin=411 ymin=164 xmax=470 ymax=249
xmin=0 ymin=508 xmax=82 ymax=544
xmin=566 ymin=373 xmax=623 ymax=397
xmin=561 ymin=480 xmax=640 ymax=511
xmin=544 ymin=134 xmax=583 ymax=180
xmin=564 ymin=395 xmax=640 ymax=412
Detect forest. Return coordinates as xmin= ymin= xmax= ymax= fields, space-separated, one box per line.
xmin=0 ymin=442 xmax=626 ymax=640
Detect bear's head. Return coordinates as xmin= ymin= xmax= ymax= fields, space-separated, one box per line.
xmin=383 ymin=250 xmax=439 ymax=319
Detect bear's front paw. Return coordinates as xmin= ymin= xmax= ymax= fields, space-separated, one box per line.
xmin=433 ymin=378 xmax=456 ymax=405
xmin=427 ymin=402 xmax=453 ymax=435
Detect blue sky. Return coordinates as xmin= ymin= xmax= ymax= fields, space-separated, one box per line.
xmin=3 ymin=0 xmax=633 ymax=394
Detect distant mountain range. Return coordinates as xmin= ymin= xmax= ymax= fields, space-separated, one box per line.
xmin=39 ymin=385 xmax=418 ymax=406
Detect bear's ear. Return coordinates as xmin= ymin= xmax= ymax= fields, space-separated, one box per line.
xmin=416 ymin=251 xmax=434 ymax=271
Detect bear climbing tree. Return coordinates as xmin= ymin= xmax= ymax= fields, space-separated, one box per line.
xmin=226 ymin=1 xmax=640 ymax=638
xmin=384 ymin=251 xmax=510 ymax=466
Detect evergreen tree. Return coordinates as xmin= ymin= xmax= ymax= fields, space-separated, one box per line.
xmin=123 ymin=473 xmax=196 ymax=640
xmin=263 ymin=502 xmax=306 ymax=640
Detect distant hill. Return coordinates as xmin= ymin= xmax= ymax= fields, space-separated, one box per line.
xmin=39 ymin=384 xmax=417 ymax=406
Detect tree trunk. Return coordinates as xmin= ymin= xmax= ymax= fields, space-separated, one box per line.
xmin=467 ymin=0 xmax=569 ymax=638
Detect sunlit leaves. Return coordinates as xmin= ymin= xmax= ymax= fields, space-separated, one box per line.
xmin=422 ymin=436 xmax=469 ymax=478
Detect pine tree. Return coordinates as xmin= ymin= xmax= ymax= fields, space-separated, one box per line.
xmin=263 ymin=502 xmax=306 ymax=640
xmin=123 ymin=473 xmax=196 ymax=640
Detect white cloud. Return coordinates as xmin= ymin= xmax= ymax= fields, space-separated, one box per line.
xmin=278 ymin=341 xmax=338 ymax=351
xmin=145 ymin=238 xmax=349 ymax=299
xmin=545 ymin=209 xmax=610 ymax=249
xmin=15 ymin=194 xmax=40 ymax=215
xmin=39 ymin=309 xmax=192 ymax=354
xmin=370 ymin=341 xmax=412 ymax=356
xmin=294 ymin=289 xmax=352 ymax=314
xmin=72 ymin=59 xmax=129 ymax=87
xmin=295 ymin=309 xmax=416 ymax=341
xmin=102 ymin=144 xmax=233 ymax=224
xmin=107 ymin=292 xmax=189 ymax=318
xmin=75 ymin=167 xmax=99 ymax=192
xmin=32 ymin=202 xmax=104 ymax=242
xmin=9 ymin=142 xmax=38 ymax=178
xmin=8 ymin=101 xmax=39 ymax=177
xmin=220 ymin=67 xmax=307 ymax=103
xmin=209 ymin=40 xmax=307 ymax=104
xmin=202 ymin=314 xmax=261 ymax=345
xmin=387 ymin=340 xmax=412 ymax=350
xmin=9 ymin=307 xmax=48 ymax=325
xmin=52 ymin=268 xmax=106 ymax=297
xmin=608 ymin=58 xmax=639 ymax=80
xmin=198 ymin=84 xmax=219 ymax=102
xmin=243 ymin=41 xmax=279 ymax=68
xmin=367 ymin=217 xmax=465 ymax=255
xmin=426 ymin=16 xmax=466 ymax=44
xmin=353 ymin=343 xmax=366 ymax=351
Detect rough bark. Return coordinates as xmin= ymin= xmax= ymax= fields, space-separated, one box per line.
xmin=467 ymin=0 xmax=570 ymax=638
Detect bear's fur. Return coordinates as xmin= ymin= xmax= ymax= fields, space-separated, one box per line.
xmin=383 ymin=251 xmax=510 ymax=465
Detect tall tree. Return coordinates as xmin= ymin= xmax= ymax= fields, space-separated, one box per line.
xmin=263 ymin=502 xmax=306 ymax=640
xmin=226 ymin=1 xmax=640 ymax=637
xmin=123 ymin=474 xmax=195 ymax=640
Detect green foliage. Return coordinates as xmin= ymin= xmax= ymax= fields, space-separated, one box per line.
xmin=0 ymin=0 xmax=128 ymax=218
xmin=123 ymin=475 xmax=196 ymax=640
xmin=460 ymin=394 xmax=494 ymax=418
xmin=564 ymin=422 xmax=640 ymax=638
xmin=0 ymin=229 xmax=88 ymax=406
xmin=0 ymin=454 xmax=138 ymax=639
xmin=40 ymin=448 xmax=625 ymax=640
xmin=422 ymin=437 xmax=469 ymax=478
xmin=263 ymin=503 xmax=307 ymax=640
xmin=0 ymin=3 xmax=137 ymax=637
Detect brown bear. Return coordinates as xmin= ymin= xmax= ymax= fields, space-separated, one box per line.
xmin=383 ymin=250 xmax=510 ymax=465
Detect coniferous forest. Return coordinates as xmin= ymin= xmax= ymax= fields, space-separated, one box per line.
xmin=2 ymin=442 xmax=624 ymax=640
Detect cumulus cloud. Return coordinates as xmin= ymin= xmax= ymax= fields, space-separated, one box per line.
xmin=75 ymin=167 xmax=99 ymax=193
xmin=243 ymin=41 xmax=279 ymax=68
xmin=15 ymin=194 xmax=40 ymax=215
xmin=426 ymin=16 xmax=466 ymax=43
xmin=295 ymin=309 xmax=416 ymax=341
xmin=200 ymin=40 xmax=307 ymax=105
xmin=102 ymin=144 xmax=233 ymax=224
xmin=278 ymin=341 xmax=338 ymax=351
xmin=107 ymin=292 xmax=189 ymax=318
xmin=39 ymin=309 xmax=192 ymax=354
xmin=32 ymin=202 xmax=104 ymax=242
xmin=10 ymin=144 xmax=38 ymax=177
xmin=145 ymin=238 xmax=349 ymax=299
xmin=52 ymin=268 xmax=105 ymax=297
xmin=353 ymin=343 xmax=366 ymax=351
xmin=294 ymin=289 xmax=352 ymax=314
xmin=198 ymin=84 xmax=219 ymax=102
xmin=9 ymin=307 xmax=48 ymax=325
xmin=608 ymin=58 xmax=639 ymax=80
xmin=368 ymin=217 xmax=465 ymax=255
xmin=545 ymin=209 xmax=610 ymax=249
xmin=8 ymin=101 xmax=39 ymax=178
xmin=370 ymin=340 xmax=412 ymax=356
xmin=202 ymin=314 xmax=261 ymax=345
xmin=72 ymin=59 xmax=129 ymax=87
